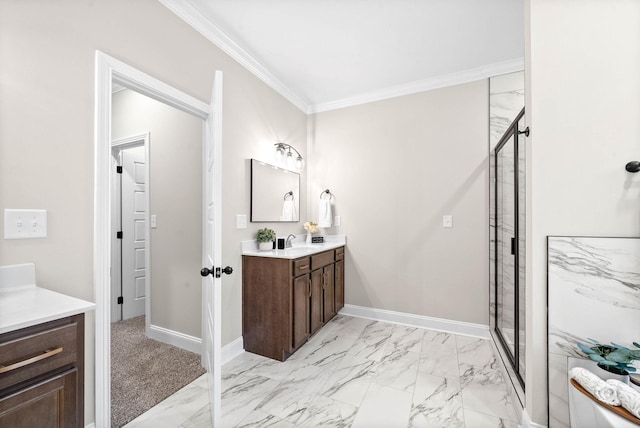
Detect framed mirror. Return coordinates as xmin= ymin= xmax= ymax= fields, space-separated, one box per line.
xmin=250 ymin=159 xmax=300 ymax=222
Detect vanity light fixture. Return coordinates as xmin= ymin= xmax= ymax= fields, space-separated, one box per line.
xmin=274 ymin=143 xmax=304 ymax=172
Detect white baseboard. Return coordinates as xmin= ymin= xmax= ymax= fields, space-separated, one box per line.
xmin=147 ymin=324 xmax=202 ymax=355
xmin=339 ymin=304 xmax=490 ymax=339
xmin=222 ymin=336 xmax=244 ymax=365
xmin=519 ymin=409 xmax=547 ymax=428
xmin=85 ymin=424 xmax=95 ymax=428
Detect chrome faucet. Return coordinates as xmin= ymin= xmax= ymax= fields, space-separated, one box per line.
xmin=286 ymin=234 xmax=296 ymax=248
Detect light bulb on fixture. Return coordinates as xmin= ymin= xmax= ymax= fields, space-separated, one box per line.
xmin=273 ymin=143 xmax=304 ymax=172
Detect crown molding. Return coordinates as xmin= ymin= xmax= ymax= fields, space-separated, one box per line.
xmin=158 ymin=0 xmax=310 ymax=113
xmin=309 ymin=57 xmax=524 ymax=114
xmin=159 ymin=0 xmax=523 ymax=116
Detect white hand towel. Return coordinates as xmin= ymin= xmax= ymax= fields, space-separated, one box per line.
xmin=569 ymin=367 xmax=621 ymax=406
xmin=318 ymin=199 xmax=332 ymax=228
xmin=281 ymin=200 xmax=296 ymax=221
xmin=607 ymin=379 xmax=640 ymax=418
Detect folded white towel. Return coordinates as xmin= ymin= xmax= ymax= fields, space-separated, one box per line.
xmin=281 ymin=200 xmax=296 ymax=221
xmin=318 ymin=199 xmax=332 ymax=228
xmin=569 ymin=367 xmax=621 ymax=406
xmin=607 ymin=379 xmax=640 ymax=418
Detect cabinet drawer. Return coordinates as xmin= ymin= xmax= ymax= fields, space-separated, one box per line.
xmin=0 ymin=322 xmax=78 ymax=391
xmin=335 ymin=247 xmax=344 ymax=261
xmin=293 ymin=257 xmax=310 ymax=276
xmin=311 ymin=250 xmax=335 ymax=270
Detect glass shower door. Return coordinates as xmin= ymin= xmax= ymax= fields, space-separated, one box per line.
xmin=494 ymin=107 xmax=526 ymax=387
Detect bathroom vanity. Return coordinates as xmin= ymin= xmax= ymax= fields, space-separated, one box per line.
xmin=0 ymin=263 xmax=94 ymax=427
xmin=242 ymin=238 xmax=345 ymax=361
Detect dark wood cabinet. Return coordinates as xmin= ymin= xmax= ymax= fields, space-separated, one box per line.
xmin=335 ymin=247 xmax=345 ymax=312
xmin=0 ymin=314 xmax=85 ymax=428
xmin=243 ymin=246 xmax=345 ymax=361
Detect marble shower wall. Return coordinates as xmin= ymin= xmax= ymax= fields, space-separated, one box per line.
xmin=488 ymin=72 xmax=525 ymax=382
xmin=547 ymin=236 xmax=640 ymax=427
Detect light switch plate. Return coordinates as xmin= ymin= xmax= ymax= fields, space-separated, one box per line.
xmin=334 ymin=216 xmax=341 ymax=226
xmin=443 ymin=215 xmax=453 ymax=228
xmin=150 ymin=215 xmax=157 ymax=229
xmin=4 ymin=209 xmax=47 ymax=239
xmin=236 ymin=214 xmax=247 ymax=229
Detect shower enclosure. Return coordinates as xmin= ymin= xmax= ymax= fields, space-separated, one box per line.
xmin=492 ymin=107 xmax=526 ymax=389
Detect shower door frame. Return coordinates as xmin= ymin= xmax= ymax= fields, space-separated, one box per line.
xmin=493 ymin=107 xmax=526 ymax=389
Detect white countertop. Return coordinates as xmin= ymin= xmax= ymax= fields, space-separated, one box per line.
xmin=242 ymin=234 xmax=346 ymax=259
xmin=0 ymin=263 xmax=95 ymax=335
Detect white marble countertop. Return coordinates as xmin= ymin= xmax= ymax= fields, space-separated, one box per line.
xmin=242 ymin=234 xmax=346 ymax=259
xmin=0 ymin=263 xmax=95 ymax=335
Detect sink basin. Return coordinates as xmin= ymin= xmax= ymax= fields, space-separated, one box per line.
xmin=283 ymin=246 xmax=318 ymax=256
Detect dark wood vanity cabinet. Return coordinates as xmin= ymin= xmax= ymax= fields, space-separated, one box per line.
xmin=243 ymin=246 xmax=345 ymax=361
xmin=0 ymin=314 xmax=85 ymax=428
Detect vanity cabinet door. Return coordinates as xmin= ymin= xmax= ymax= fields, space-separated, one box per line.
xmin=310 ymin=269 xmax=324 ymax=334
xmin=0 ymin=368 xmax=78 ymax=428
xmin=335 ymin=259 xmax=344 ymax=312
xmin=322 ymin=264 xmax=335 ymax=322
xmin=292 ymin=275 xmax=310 ymax=350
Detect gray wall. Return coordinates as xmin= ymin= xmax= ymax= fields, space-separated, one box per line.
xmin=525 ymin=0 xmax=640 ymax=424
xmin=112 ymin=89 xmax=203 ymax=338
xmin=308 ymin=80 xmax=489 ymax=324
xmin=0 ymin=1 xmax=307 ymax=424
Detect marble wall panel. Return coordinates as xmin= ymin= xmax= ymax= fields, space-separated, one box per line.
xmin=547 ymin=236 xmax=640 ymax=427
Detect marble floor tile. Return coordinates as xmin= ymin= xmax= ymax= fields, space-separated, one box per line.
xmin=422 ymin=330 xmax=457 ymax=350
xmin=179 ymin=404 xmax=211 ymax=428
xmin=128 ymin=316 xmax=522 ymax=428
xmin=124 ymin=382 xmax=209 ymax=428
xmin=371 ymin=346 xmax=420 ymax=392
xmin=390 ymin=325 xmax=425 ymax=354
xmin=288 ymin=330 xmax=354 ymax=369
xmin=409 ymin=372 xmax=464 ymax=428
xmin=237 ymin=410 xmax=294 ymax=428
xmin=347 ymin=320 xmax=395 ymax=362
xmin=351 ymin=381 xmax=413 ymax=428
xmin=320 ymin=354 xmax=375 ymax=407
xmin=456 ymin=336 xmax=496 ymax=367
xmin=419 ymin=342 xmax=460 ymax=379
xmin=295 ymin=394 xmax=358 ymax=428
xmin=221 ymin=373 xmax=280 ymax=427
xmin=463 ymin=408 xmax=519 ymax=428
xmin=460 ymin=382 xmax=519 ymax=422
xmin=256 ymin=364 xmax=329 ymax=424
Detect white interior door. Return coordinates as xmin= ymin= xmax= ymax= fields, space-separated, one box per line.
xmin=121 ymin=147 xmax=147 ymax=320
xmin=202 ymin=70 xmax=223 ymax=426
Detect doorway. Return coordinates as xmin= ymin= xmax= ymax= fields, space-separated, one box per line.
xmin=493 ymin=107 xmax=526 ymax=388
xmin=94 ymin=51 xmax=223 ymax=426
xmin=111 ymin=134 xmax=150 ymax=323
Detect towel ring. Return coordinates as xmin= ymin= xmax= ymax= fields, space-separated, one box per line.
xmin=283 ymin=191 xmax=294 ymax=201
xmin=320 ymin=189 xmax=334 ymax=200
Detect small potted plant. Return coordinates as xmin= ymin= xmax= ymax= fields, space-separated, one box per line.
xmin=256 ymin=228 xmax=276 ymax=251
xmin=578 ymin=339 xmax=640 ymax=382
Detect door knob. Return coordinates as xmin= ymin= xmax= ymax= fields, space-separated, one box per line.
xmin=201 ymin=267 xmax=214 ymax=277
xmin=200 ymin=266 xmax=233 ymax=278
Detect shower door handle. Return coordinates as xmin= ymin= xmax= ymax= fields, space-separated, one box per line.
xmin=511 ymin=237 xmax=516 ymax=255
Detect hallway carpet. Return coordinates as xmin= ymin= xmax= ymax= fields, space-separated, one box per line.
xmin=111 ymin=316 xmax=206 ymax=428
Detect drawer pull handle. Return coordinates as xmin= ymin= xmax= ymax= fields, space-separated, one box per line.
xmin=299 ymin=265 xmax=309 ymax=270
xmin=0 ymin=347 xmax=63 ymax=374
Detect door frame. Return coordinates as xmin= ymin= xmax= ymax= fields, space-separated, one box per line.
xmin=94 ymin=51 xmax=211 ymax=426
xmin=110 ymin=134 xmax=150 ymax=324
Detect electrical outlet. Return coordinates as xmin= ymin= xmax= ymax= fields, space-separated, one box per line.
xmin=334 ymin=216 xmax=341 ymax=226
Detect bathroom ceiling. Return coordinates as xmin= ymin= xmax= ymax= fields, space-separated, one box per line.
xmin=167 ymin=0 xmax=524 ymax=112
